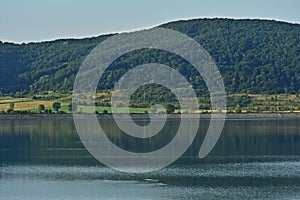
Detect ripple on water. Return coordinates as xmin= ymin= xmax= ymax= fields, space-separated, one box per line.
xmin=1 ymin=161 xmax=300 ymax=200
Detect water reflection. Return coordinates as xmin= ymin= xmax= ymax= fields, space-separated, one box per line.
xmin=1 ymin=118 xmax=300 ymax=165
xmin=1 ymin=117 xmax=300 ymax=199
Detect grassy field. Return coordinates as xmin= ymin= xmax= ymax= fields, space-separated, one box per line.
xmin=0 ymin=96 xmax=69 ymax=113
xmin=0 ymin=92 xmax=299 ymax=114
xmin=242 ymin=94 xmax=300 ymax=112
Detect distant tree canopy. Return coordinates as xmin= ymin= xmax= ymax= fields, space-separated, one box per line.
xmin=52 ymin=101 xmax=61 ymax=112
xmin=38 ymin=104 xmax=45 ymax=112
xmin=166 ymin=104 xmax=176 ymax=114
xmin=0 ymin=18 xmax=299 ymax=96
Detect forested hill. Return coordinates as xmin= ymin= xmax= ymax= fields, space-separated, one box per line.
xmin=0 ymin=18 xmax=299 ymax=96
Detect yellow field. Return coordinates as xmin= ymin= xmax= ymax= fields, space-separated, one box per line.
xmin=0 ymin=98 xmax=68 ymax=111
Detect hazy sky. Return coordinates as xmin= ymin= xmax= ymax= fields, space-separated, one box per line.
xmin=1 ymin=0 xmax=299 ymax=43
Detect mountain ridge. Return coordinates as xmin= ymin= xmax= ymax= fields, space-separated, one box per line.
xmin=0 ymin=18 xmax=299 ymax=96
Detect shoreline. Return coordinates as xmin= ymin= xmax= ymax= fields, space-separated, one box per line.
xmin=0 ymin=112 xmax=300 ymax=119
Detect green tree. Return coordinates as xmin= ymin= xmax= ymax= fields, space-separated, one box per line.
xmin=67 ymin=103 xmax=72 ymax=112
xmin=166 ymin=104 xmax=175 ymax=114
xmin=52 ymin=101 xmax=61 ymax=112
xmin=38 ymin=104 xmax=45 ymax=113
xmin=9 ymin=102 xmax=15 ymax=110
xmin=235 ymin=104 xmax=242 ymax=113
xmin=149 ymin=105 xmax=157 ymax=113
xmin=7 ymin=102 xmax=15 ymax=113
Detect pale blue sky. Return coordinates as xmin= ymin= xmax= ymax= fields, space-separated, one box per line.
xmin=1 ymin=0 xmax=299 ymax=43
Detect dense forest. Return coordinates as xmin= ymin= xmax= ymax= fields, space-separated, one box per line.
xmin=0 ymin=18 xmax=299 ymax=97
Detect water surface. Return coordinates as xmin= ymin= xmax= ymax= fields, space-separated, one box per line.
xmin=1 ymin=117 xmax=300 ymax=199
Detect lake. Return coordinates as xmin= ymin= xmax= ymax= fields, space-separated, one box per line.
xmin=1 ymin=117 xmax=300 ymax=199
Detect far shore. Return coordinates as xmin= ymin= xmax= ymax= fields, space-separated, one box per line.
xmin=0 ymin=112 xmax=300 ymax=119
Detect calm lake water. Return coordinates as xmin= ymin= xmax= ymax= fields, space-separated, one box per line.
xmin=1 ymin=117 xmax=300 ymax=200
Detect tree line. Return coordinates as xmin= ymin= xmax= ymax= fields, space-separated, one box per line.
xmin=0 ymin=18 xmax=299 ymax=99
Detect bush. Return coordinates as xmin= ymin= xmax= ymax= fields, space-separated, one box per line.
xmin=7 ymin=109 xmax=15 ymax=114
xmin=9 ymin=102 xmax=14 ymax=111
xmin=38 ymin=104 xmax=45 ymax=113
xmin=52 ymin=101 xmax=61 ymax=112
xmin=235 ymin=104 xmax=242 ymax=113
xmin=165 ymin=104 xmax=175 ymax=114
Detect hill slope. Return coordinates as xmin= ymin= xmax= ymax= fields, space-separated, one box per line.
xmin=0 ymin=18 xmax=299 ymax=96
